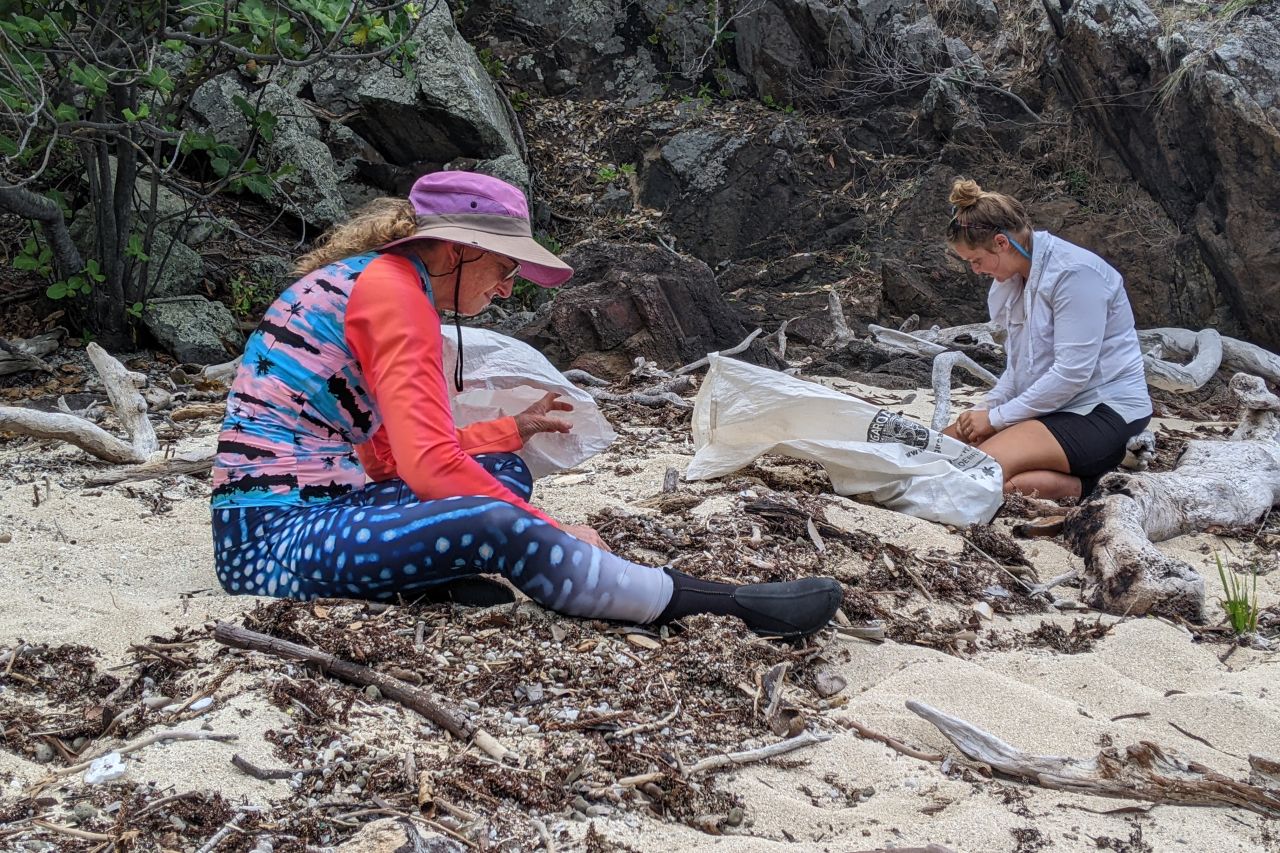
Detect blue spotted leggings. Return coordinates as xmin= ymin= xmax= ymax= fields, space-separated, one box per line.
xmin=211 ymin=453 xmax=673 ymax=624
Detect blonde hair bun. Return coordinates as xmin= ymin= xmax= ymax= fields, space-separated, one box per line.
xmin=948 ymin=178 xmax=985 ymax=210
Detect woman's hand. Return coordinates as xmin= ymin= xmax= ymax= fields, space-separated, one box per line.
xmin=563 ymin=523 xmax=611 ymax=551
xmin=957 ymin=408 xmax=997 ymax=445
xmin=514 ymin=392 xmax=573 ymax=442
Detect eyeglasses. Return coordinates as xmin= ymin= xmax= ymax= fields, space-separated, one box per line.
xmin=498 ymin=260 xmax=521 ymax=283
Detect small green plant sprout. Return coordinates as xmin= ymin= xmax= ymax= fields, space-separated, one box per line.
xmin=1216 ymin=552 xmax=1259 ymax=635
xmin=477 ymin=48 xmax=507 ymax=79
xmin=619 ymin=163 xmax=637 ymax=177
xmin=595 ymin=164 xmax=620 ymax=184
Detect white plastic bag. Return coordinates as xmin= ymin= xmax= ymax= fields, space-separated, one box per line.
xmin=685 ymin=355 xmax=1003 ymax=526
xmin=441 ymin=327 xmax=616 ymax=479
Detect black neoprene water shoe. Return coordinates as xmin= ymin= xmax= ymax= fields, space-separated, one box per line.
xmin=657 ymin=568 xmax=843 ymax=639
xmin=731 ymin=577 xmax=844 ymax=639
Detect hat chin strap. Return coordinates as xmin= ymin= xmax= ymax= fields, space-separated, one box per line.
xmin=453 ymin=265 xmax=465 ymax=393
xmin=425 ymin=253 xmax=474 ymax=393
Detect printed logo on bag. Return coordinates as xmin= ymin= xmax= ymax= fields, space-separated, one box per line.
xmin=867 ymin=410 xmax=931 ymax=450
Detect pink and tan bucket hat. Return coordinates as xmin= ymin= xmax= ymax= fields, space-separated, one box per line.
xmin=382 ymin=171 xmax=573 ymax=287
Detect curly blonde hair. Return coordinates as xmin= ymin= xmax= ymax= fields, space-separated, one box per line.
xmin=293 ymin=198 xmax=420 ymax=275
xmin=946 ymin=178 xmax=1032 ymax=249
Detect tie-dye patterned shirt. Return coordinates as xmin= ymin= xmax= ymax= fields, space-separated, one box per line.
xmin=210 ymin=251 xmax=557 ymax=525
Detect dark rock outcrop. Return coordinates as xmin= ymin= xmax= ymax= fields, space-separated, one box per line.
xmin=1046 ymin=0 xmax=1280 ymax=348
xmin=523 ymin=240 xmax=777 ymax=376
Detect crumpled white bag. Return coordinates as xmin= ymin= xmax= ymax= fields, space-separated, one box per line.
xmin=441 ymin=327 xmax=616 ymax=479
xmin=685 ymin=355 xmax=1003 ymax=526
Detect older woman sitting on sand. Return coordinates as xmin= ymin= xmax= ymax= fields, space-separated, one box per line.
xmin=209 ymin=171 xmax=842 ymax=639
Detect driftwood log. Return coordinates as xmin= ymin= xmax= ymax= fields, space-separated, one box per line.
xmin=1141 ymin=327 xmax=1280 ymax=390
xmin=0 ymin=343 xmax=218 ymax=481
xmin=0 ymin=343 xmax=157 ymax=463
xmin=908 ymin=700 xmax=1280 ymax=816
xmin=0 ymin=331 xmax=63 ymax=376
xmin=1065 ymin=373 xmax=1280 ymax=621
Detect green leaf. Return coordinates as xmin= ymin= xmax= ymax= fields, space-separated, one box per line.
xmin=46 ymin=281 xmax=69 ymax=299
xmin=71 ymin=63 xmax=108 ymax=97
xmin=13 ymin=255 xmax=39 ymax=271
xmin=146 ymin=67 xmax=174 ymax=94
xmin=125 ymin=236 xmax=149 ymax=262
xmin=54 ymin=103 xmax=78 ymax=122
xmin=86 ymin=258 xmax=107 ymax=281
xmin=211 ymin=156 xmax=231 ymax=177
xmin=162 ymin=39 xmax=184 ymax=51
xmin=231 ymin=94 xmax=256 ymax=119
xmin=0 ymin=135 xmax=15 ymax=157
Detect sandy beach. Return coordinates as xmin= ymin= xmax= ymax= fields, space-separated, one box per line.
xmin=1 ymin=382 xmax=1277 ymax=852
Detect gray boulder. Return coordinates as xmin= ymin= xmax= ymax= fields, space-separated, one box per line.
xmin=142 ymin=296 xmax=245 ymax=364
xmin=141 ymin=232 xmax=205 ymax=300
xmin=305 ymin=0 xmax=520 ymax=174
xmin=188 ymin=76 xmax=349 ymax=228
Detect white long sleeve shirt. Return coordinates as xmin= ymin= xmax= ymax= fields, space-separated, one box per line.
xmin=984 ymin=231 xmax=1151 ymax=431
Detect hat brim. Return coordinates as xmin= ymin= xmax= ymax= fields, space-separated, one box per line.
xmin=382 ymin=226 xmax=573 ymax=287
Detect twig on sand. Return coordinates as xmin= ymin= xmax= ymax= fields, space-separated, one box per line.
xmin=195 ymin=813 xmax=245 ymax=853
xmin=214 ymin=622 xmax=516 ymax=763
xmin=617 ymin=729 xmax=832 ymax=787
xmin=49 ymin=730 xmax=238 ymax=778
xmin=836 ymin=717 xmax=944 ymax=762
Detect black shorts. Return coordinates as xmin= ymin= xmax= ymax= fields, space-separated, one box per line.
xmin=1036 ymin=404 xmax=1151 ymax=495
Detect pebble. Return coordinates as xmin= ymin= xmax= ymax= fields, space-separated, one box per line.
xmin=72 ymin=802 xmax=97 ymax=824
xmin=189 ymin=697 xmax=214 ymax=712
xmin=972 ymin=602 xmax=995 ymax=621
xmin=71 ymin=737 xmax=87 ymax=751
xmin=456 ymin=635 xmax=476 ymax=645
xmin=464 ymin=664 xmax=479 ymax=674
xmin=522 ymin=724 xmax=540 ymax=734
xmin=812 ymin=668 xmax=847 ymax=698
xmin=32 ymin=742 xmax=54 ymax=763
xmin=463 ymin=700 xmax=481 ymax=710
xmin=364 ymin=685 xmax=382 ymax=700
xmin=726 ymin=807 xmax=744 ymax=827
xmin=0 ymin=532 xmax=11 ymax=543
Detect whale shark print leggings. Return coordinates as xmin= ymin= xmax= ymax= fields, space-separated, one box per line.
xmin=211 ymin=453 xmax=673 ymax=623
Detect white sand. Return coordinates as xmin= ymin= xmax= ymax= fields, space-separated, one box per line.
xmin=2 ymin=388 xmax=1278 ymax=852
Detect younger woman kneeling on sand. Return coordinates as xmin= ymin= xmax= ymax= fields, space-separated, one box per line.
xmin=941 ymin=178 xmax=1152 ymax=500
